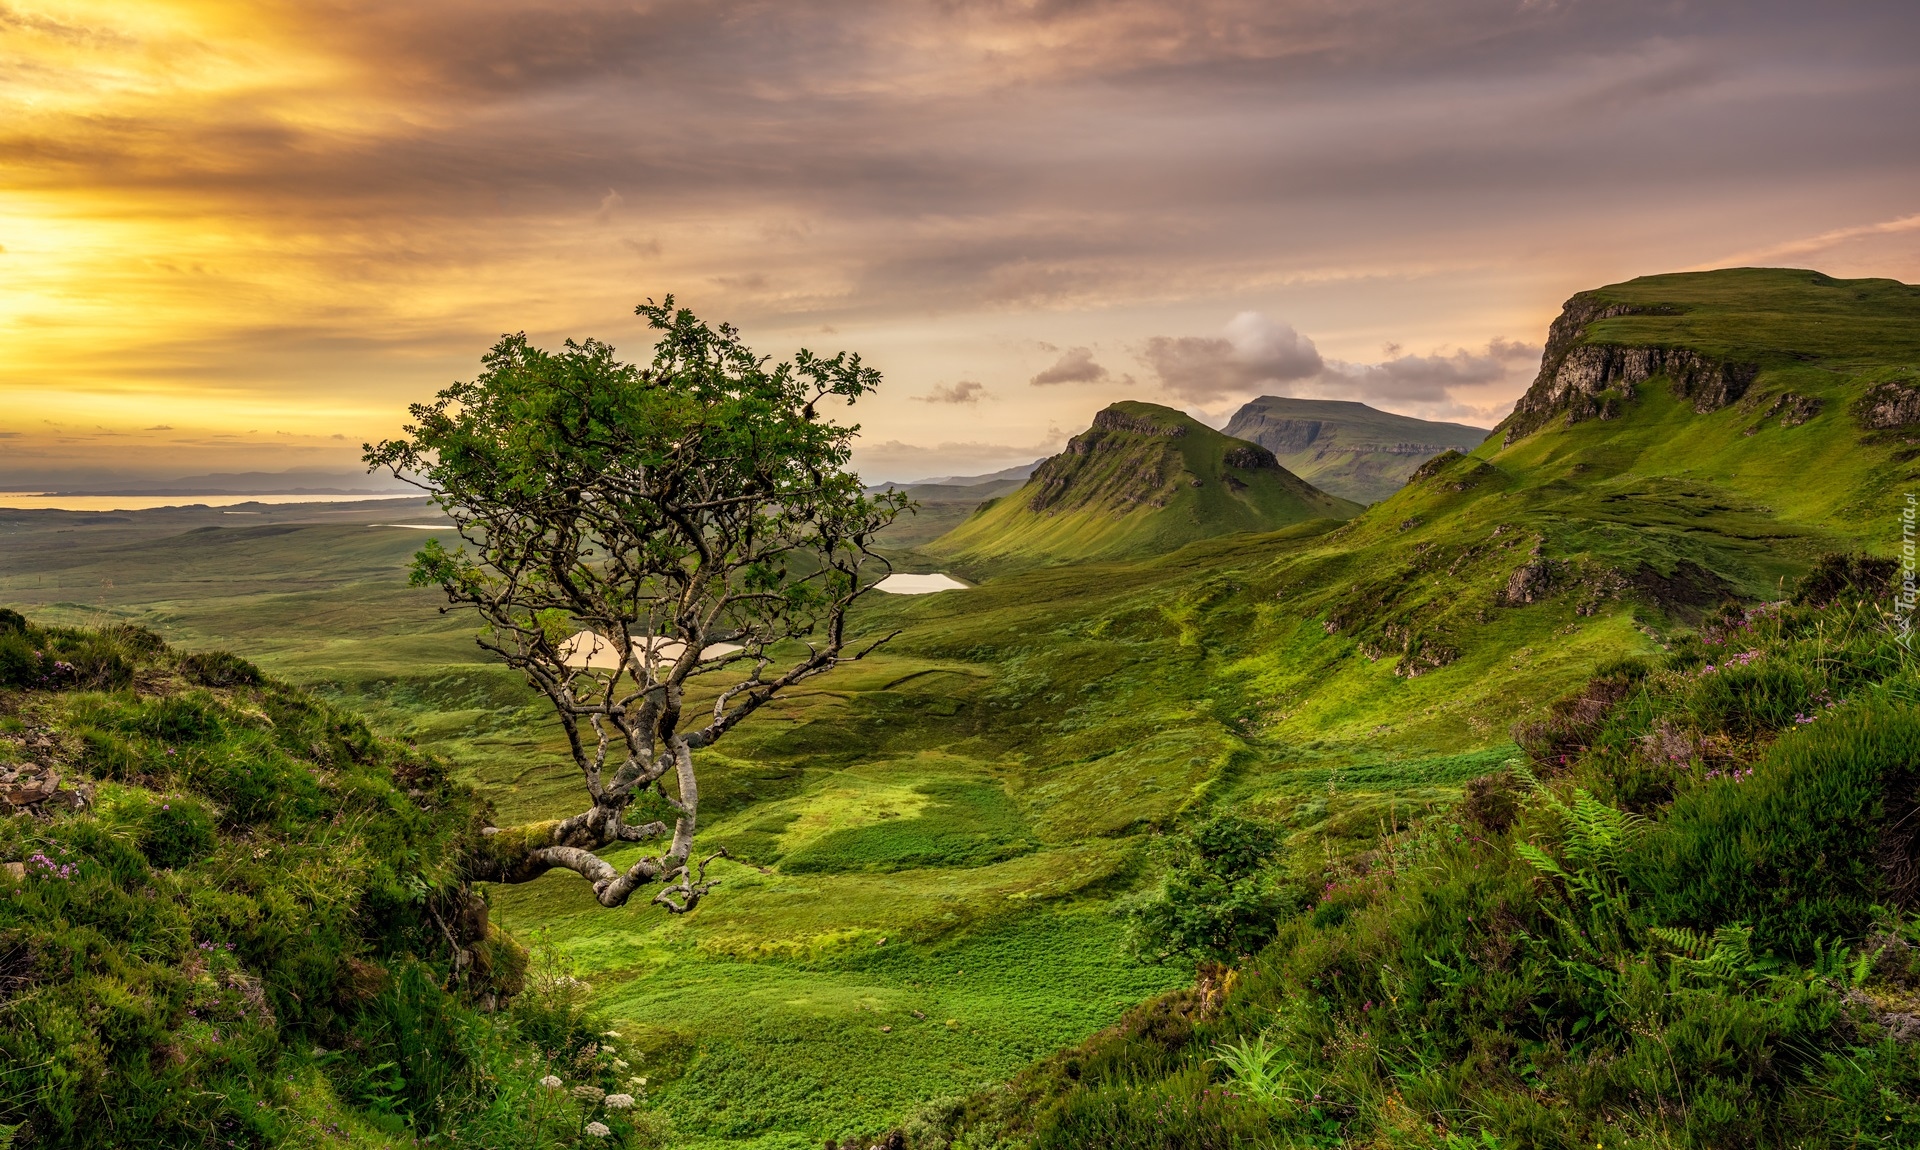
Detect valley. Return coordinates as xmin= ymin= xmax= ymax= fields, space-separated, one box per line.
xmin=5 ymin=268 xmax=1920 ymax=1148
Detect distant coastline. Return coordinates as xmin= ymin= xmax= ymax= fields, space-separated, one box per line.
xmin=0 ymin=492 xmax=423 ymax=512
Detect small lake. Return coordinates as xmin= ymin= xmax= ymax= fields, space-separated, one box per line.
xmin=873 ymin=573 xmax=969 ymax=594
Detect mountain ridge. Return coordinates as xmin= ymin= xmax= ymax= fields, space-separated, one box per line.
xmin=927 ymin=400 xmax=1361 ymax=567
xmin=1222 ymin=396 xmax=1490 ymax=503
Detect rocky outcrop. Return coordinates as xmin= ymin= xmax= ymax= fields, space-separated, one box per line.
xmin=1499 ymin=292 xmax=1757 ymax=444
xmin=1497 ymin=559 xmax=1562 ymax=606
xmin=1222 ymin=444 xmax=1278 ymax=470
xmin=1853 ymin=380 xmax=1920 ymax=431
xmin=1089 ymin=407 xmax=1188 ymax=438
xmin=1743 ymin=391 xmax=1823 ymax=434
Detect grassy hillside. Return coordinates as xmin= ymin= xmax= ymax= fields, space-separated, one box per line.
xmin=927 ymin=580 xmax=1920 ymax=1149
xmin=1223 ymin=397 xmax=1490 ymax=504
xmin=0 ymin=611 xmax=662 ymax=1149
xmin=1 ymin=267 xmax=1914 ymax=1148
xmin=928 ymin=401 xmax=1362 ymax=568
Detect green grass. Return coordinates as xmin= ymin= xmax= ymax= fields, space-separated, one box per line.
xmin=928 ymin=401 xmax=1362 ymax=567
xmin=0 ymin=618 xmax=651 ymax=1149
xmin=3 ymin=267 xmax=1917 ymax=1147
xmin=931 ymin=593 xmax=1920 ymax=1149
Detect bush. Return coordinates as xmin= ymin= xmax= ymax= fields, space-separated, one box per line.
xmin=137 ymin=796 xmax=217 ymax=870
xmin=1120 ymin=816 xmax=1299 ymax=965
xmin=191 ymin=737 xmax=327 ymax=826
xmin=178 ymin=650 xmax=263 ymax=689
xmin=1636 ymin=703 xmax=1920 ymax=953
xmin=0 ymin=631 xmax=39 ymax=689
xmin=1793 ymin=551 xmax=1897 ymax=607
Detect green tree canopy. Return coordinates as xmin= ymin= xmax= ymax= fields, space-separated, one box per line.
xmin=367 ymin=298 xmax=905 ymax=911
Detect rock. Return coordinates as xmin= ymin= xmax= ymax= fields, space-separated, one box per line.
xmin=1396 ymin=644 xmax=1458 ymax=678
xmin=1853 ymin=380 xmax=1920 ymax=431
xmin=1221 ymin=444 xmax=1279 ymax=470
xmin=1498 ymin=292 xmax=1756 ymax=443
xmin=40 ymin=786 xmax=91 ymax=814
xmin=1090 ymin=408 xmax=1189 ymax=438
xmin=1497 ymin=560 xmax=1561 ymax=606
xmin=0 ymin=769 xmax=60 ymax=808
xmin=1 ymin=862 xmax=23 ymax=882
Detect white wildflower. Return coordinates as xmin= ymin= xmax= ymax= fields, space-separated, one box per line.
xmin=611 ymin=1058 xmax=628 ymax=1071
xmin=538 ymin=1075 xmax=563 ymax=1089
xmin=602 ymin=1030 xmax=622 ymax=1038
xmin=585 ymin=1121 xmax=611 ymax=1138
xmin=604 ymin=1094 xmax=635 ymax=1110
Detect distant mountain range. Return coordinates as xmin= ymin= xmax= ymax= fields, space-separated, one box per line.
xmin=1222 ymin=398 xmax=1489 ymax=504
xmin=926 ymin=401 xmax=1360 ymax=565
xmin=893 ymin=461 xmax=1042 ymax=488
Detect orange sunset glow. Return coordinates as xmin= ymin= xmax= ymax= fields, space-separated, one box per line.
xmin=4 ymin=0 xmax=1918 ymax=485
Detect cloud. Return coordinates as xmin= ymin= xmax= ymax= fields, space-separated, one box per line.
xmin=1141 ymin=312 xmax=1323 ymax=401
xmin=1709 ymin=211 xmax=1920 ymax=266
xmin=1486 ymin=337 xmax=1541 ymax=362
xmin=144 ymin=424 xmax=174 ymax=430
xmin=1 ymin=0 xmax=1915 ymax=476
xmin=917 ymin=380 xmax=989 ymax=404
xmin=1319 ymin=338 xmax=1543 ymax=404
xmin=1030 ymin=346 xmax=1110 ymax=386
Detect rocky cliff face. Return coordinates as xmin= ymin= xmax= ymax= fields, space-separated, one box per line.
xmin=1499 ymin=293 xmax=1757 ymax=444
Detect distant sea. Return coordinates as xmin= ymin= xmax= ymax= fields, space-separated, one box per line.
xmin=0 ymin=493 xmax=420 ymax=512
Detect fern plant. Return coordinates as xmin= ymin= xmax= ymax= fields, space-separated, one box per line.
xmin=1515 ymin=781 xmax=1644 ymax=955
xmin=1648 ymin=923 xmax=1780 ymax=987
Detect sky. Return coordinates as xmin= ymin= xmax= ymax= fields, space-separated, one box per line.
xmin=2 ymin=0 xmax=1917 ymax=486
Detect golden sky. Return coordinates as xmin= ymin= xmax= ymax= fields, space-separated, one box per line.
xmin=3 ymin=0 xmax=1917 ymax=485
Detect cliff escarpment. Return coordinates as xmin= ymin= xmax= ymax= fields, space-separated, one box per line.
xmin=1499 ymin=292 xmax=1758 ymax=443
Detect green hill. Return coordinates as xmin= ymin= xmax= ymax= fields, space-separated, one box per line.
xmin=0 ymin=612 xmax=659 ymax=1149
xmin=926 ymin=401 xmax=1362 ymax=566
xmin=1222 ymin=397 xmax=1489 ymax=503
xmin=906 ymin=267 xmax=1920 ymax=1146
xmin=5 ymin=268 xmax=1918 ymax=1149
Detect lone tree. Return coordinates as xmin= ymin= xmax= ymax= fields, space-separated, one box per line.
xmin=367 ymin=299 xmax=905 ymax=912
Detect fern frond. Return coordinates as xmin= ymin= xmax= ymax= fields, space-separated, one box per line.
xmin=1650 ymin=925 xmax=1710 ymax=957
xmin=1514 ymin=842 xmax=1569 ymax=881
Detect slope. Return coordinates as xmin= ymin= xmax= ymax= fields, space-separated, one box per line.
xmin=901 ymin=265 xmax=1920 ymax=1146
xmin=926 ymin=401 xmax=1362 ymax=567
xmin=0 ymin=612 xmax=661 ymax=1149
xmin=3 ymin=267 xmax=1915 ymax=1150
xmin=1222 ymin=396 xmax=1490 ymax=503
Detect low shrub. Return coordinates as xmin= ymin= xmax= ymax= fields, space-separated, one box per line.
xmin=1637 ymin=702 xmax=1920 ymax=952
xmin=137 ymin=795 xmax=217 ymax=870
xmin=178 ymin=650 xmax=264 ymax=689
xmin=0 ymin=613 xmax=656 ymax=1150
